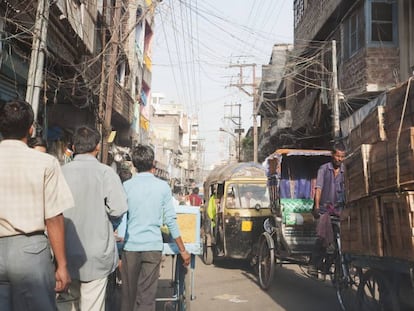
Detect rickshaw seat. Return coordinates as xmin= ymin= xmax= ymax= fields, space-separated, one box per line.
xmin=281 ymin=198 xmax=315 ymax=226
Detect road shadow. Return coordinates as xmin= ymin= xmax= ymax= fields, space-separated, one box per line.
xmin=241 ymin=264 xmax=342 ymax=311
xmin=156 ymin=279 xmax=176 ymax=311
xmin=206 ymin=257 xmax=253 ymax=271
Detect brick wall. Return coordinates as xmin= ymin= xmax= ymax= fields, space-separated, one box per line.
xmin=365 ymin=47 xmax=400 ymax=88
xmin=340 ymin=47 xmax=399 ymax=97
xmin=294 ymin=0 xmax=341 ymax=44
xmin=340 ymin=49 xmax=367 ymax=96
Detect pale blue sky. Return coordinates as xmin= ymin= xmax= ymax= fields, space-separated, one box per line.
xmin=152 ymin=0 xmax=294 ymax=169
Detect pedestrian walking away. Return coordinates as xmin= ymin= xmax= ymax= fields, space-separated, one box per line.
xmin=188 ymin=187 xmax=203 ymax=206
xmin=60 ymin=125 xmax=127 ymax=311
xmin=121 ymin=144 xmax=191 ymax=311
xmin=0 ymin=99 xmax=74 ymax=311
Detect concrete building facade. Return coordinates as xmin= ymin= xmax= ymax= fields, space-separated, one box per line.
xmin=149 ymin=94 xmax=203 ymax=192
xmin=0 ymin=0 xmax=157 ymax=163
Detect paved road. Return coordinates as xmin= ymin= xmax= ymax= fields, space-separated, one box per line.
xmin=156 ymin=255 xmax=343 ymax=311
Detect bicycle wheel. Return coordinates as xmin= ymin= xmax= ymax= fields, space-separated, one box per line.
xmin=175 ymin=256 xmax=191 ymax=311
xmin=258 ymin=233 xmax=275 ymax=290
xmin=357 ymin=269 xmax=400 ymax=311
xmin=335 ymin=256 xmax=361 ymax=311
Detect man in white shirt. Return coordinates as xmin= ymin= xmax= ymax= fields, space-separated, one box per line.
xmin=0 ymin=99 xmax=74 ymax=310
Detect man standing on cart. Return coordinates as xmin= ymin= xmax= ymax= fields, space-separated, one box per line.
xmin=309 ymin=143 xmax=346 ymax=277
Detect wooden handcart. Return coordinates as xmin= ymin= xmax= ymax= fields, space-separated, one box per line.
xmin=156 ymin=206 xmax=202 ymax=311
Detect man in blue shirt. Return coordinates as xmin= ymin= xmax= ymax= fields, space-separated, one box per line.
xmin=313 ymin=145 xmax=345 ymax=215
xmin=121 ymin=144 xmax=190 ymax=311
xmin=308 ymin=143 xmax=346 ymax=277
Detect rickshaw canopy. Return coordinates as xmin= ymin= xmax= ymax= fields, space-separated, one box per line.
xmin=268 ymin=149 xmax=332 ymax=158
xmin=204 ymin=162 xmax=266 ymax=185
xmin=265 ymin=149 xmax=332 ymax=177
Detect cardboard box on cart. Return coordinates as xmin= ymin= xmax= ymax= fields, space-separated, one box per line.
xmin=344 ymin=144 xmax=372 ymax=203
xmin=379 ymin=192 xmax=414 ymax=262
xmin=369 ymin=127 xmax=414 ymax=193
xmin=348 ymin=106 xmax=386 ymax=151
xmin=341 ymin=192 xmax=414 ymax=262
xmin=341 ymin=196 xmax=383 ymax=257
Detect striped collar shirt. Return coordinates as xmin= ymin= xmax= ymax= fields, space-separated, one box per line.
xmin=0 ymin=140 xmax=74 ymax=237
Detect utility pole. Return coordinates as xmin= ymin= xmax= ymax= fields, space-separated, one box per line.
xmin=101 ymin=0 xmax=122 ymax=164
xmin=98 ymin=0 xmax=108 ymax=162
xmin=26 ymin=0 xmax=50 ymax=134
xmin=252 ymin=66 xmax=258 ymax=163
xmin=237 ymin=103 xmax=242 ymax=162
xmin=332 ymin=40 xmax=340 ymax=139
xmin=224 ymin=103 xmax=242 ymax=162
xmin=229 ymin=63 xmax=257 ymax=162
xmin=188 ymin=118 xmax=193 ymax=185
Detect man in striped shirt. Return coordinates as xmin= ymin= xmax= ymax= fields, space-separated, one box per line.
xmin=0 ymin=99 xmax=74 ymax=310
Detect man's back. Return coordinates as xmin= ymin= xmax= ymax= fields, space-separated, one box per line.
xmin=188 ymin=193 xmax=202 ymax=206
xmin=62 ymin=154 xmax=127 ymax=281
xmin=119 ymin=144 xmax=190 ymax=311
xmin=0 ymin=99 xmax=73 ymax=309
xmin=123 ymin=172 xmax=180 ymax=252
xmin=0 ymin=140 xmax=73 ymax=236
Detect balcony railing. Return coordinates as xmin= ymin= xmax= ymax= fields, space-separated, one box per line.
xmin=113 ymin=82 xmax=134 ymax=124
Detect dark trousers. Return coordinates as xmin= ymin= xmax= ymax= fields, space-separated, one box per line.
xmin=310 ymin=237 xmax=326 ymax=269
xmin=0 ymin=234 xmax=56 ymax=311
xmin=310 ymin=216 xmax=340 ymax=269
xmin=120 ymin=251 xmax=162 ymax=311
xmin=106 ymin=268 xmax=121 ymax=311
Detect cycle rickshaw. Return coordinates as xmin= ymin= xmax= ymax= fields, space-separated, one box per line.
xmin=156 ymin=206 xmax=202 ymax=311
xmin=256 ymin=149 xmax=353 ymax=307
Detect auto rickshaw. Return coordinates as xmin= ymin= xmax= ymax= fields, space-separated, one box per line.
xmin=202 ymin=162 xmax=272 ymax=265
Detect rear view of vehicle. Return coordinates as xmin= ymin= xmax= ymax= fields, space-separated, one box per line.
xmin=257 ymin=149 xmax=332 ymax=289
xmin=202 ymin=162 xmax=272 ymax=265
xmin=270 ymin=150 xmax=332 ymax=254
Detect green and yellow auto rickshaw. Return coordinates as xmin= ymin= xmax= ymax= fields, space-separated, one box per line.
xmin=201 ymin=162 xmax=272 ymax=265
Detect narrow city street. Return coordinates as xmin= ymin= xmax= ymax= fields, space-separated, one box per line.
xmin=156 ymin=256 xmax=342 ymax=311
xmin=3 ymin=1 xmax=414 ymax=311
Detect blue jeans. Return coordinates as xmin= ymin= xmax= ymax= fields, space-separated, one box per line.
xmin=0 ymin=234 xmax=56 ymax=311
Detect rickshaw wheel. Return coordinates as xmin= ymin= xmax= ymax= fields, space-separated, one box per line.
xmin=202 ymin=242 xmax=213 ymax=265
xmin=335 ymin=258 xmax=361 ymax=311
xmin=357 ymin=269 xmax=400 ymax=311
xmin=258 ymin=233 xmax=275 ymax=290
